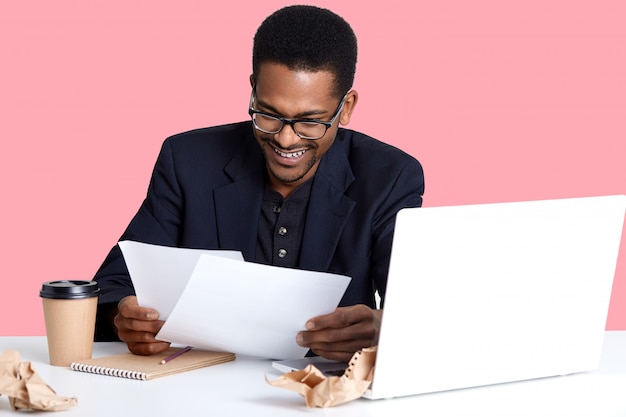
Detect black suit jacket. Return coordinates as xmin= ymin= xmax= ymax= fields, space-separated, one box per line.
xmin=94 ymin=121 xmax=424 ymax=340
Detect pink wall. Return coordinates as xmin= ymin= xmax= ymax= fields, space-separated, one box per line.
xmin=1 ymin=1 xmax=624 ymax=335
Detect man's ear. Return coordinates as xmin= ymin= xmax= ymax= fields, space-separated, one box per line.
xmin=339 ymin=90 xmax=359 ymax=126
xmin=249 ymin=74 xmax=255 ymax=87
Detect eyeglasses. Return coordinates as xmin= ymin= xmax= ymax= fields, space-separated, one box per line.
xmin=248 ymin=89 xmax=347 ymax=140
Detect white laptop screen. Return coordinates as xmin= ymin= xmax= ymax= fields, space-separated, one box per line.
xmin=367 ymin=195 xmax=626 ymax=400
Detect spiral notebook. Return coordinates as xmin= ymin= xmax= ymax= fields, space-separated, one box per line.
xmin=70 ymin=348 xmax=235 ymax=380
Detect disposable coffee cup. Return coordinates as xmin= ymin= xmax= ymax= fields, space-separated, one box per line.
xmin=40 ymin=280 xmax=100 ymax=367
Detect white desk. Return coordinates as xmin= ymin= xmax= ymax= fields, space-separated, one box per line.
xmin=1 ymin=332 xmax=625 ymax=416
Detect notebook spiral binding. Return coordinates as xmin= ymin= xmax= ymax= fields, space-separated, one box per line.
xmin=70 ymin=362 xmax=147 ymax=381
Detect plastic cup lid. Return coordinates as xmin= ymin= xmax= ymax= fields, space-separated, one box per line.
xmin=40 ymin=280 xmax=101 ymax=299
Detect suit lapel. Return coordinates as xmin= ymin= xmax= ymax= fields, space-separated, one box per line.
xmin=299 ymin=140 xmax=356 ymax=271
xmin=214 ymin=143 xmax=265 ymax=260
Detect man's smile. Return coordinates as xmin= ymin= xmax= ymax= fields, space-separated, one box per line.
xmin=274 ymin=148 xmax=308 ymax=158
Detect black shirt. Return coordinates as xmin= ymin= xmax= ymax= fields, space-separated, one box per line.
xmin=255 ymin=179 xmax=313 ymax=268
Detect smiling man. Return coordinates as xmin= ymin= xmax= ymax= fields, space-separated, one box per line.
xmin=94 ymin=5 xmax=425 ymax=362
xmin=249 ymin=63 xmax=352 ymax=196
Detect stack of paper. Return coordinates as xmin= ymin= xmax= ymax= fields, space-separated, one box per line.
xmin=118 ymin=241 xmax=351 ymax=359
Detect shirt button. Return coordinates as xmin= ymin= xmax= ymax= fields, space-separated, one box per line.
xmin=272 ymin=206 xmax=281 ymax=213
xmin=278 ymin=248 xmax=287 ymax=258
xmin=278 ymin=226 xmax=287 ymax=236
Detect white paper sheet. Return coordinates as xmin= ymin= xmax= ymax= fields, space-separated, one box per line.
xmin=118 ymin=240 xmax=244 ymax=319
xmin=119 ymin=241 xmax=352 ymax=359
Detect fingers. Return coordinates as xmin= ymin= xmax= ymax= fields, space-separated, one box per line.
xmin=114 ymin=296 xmax=170 ymax=356
xmin=309 ymin=348 xmax=358 ymax=363
xmin=298 ymin=319 xmax=375 ymax=357
xmin=297 ymin=305 xmax=382 ymax=361
xmin=305 ymin=305 xmax=375 ymax=330
xmin=126 ymin=341 xmax=171 ymax=356
xmin=300 ymin=324 xmax=375 ymax=362
xmin=118 ymin=296 xmax=159 ymax=321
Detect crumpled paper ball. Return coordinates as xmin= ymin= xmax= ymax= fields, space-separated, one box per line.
xmin=267 ymin=346 xmax=376 ymax=407
xmin=0 ymin=350 xmax=77 ymax=411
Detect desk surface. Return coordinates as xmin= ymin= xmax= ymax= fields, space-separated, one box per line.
xmin=1 ymin=332 xmax=625 ymax=416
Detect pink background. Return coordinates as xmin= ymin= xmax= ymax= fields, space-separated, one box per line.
xmin=1 ymin=1 xmax=625 ymax=335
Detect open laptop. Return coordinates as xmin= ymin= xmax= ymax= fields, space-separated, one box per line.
xmin=274 ymin=195 xmax=626 ymax=398
xmin=363 ymin=194 xmax=626 ymax=399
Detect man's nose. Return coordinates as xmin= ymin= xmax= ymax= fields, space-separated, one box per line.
xmin=274 ymin=123 xmax=301 ymax=148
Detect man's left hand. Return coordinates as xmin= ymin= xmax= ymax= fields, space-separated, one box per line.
xmin=296 ymin=304 xmax=382 ymax=362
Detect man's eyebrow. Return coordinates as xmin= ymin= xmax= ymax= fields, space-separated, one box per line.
xmin=256 ymin=98 xmax=329 ymax=119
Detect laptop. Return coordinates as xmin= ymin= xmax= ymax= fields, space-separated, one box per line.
xmin=363 ymin=194 xmax=626 ymax=399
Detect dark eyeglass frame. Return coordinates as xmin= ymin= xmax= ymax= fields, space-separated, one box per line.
xmin=248 ymin=88 xmax=348 ymax=140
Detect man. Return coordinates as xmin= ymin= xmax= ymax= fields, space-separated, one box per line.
xmin=94 ymin=5 xmax=424 ymax=362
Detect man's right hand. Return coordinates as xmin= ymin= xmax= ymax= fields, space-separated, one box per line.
xmin=114 ymin=296 xmax=171 ymax=355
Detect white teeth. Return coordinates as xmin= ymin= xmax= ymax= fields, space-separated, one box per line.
xmin=275 ymin=148 xmax=306 ymax=158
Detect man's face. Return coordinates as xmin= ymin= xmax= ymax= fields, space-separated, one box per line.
xmin=250 ymin=62 xmax=356 ymax=197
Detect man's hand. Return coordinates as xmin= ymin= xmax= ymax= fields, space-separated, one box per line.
xmin=114 ymin=296 xmax=171 ymax=355
xmin=296 ymin=305 xmax=382 ymax=362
